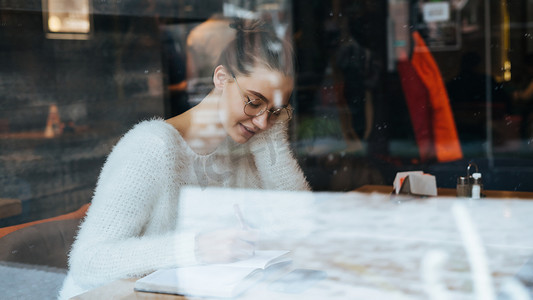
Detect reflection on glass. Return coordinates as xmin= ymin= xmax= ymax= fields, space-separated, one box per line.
xmin=43 ymin=0 xmax=91 ymax=39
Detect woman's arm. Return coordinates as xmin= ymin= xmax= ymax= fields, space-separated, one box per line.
xmin=68 ymin=130 xmax=197 ymax=289
xmin=248 ymin=123 xmax=311 ymax=191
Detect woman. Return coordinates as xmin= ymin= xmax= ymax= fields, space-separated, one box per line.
xmin=58 ymin=19 xmax=309 ymax=299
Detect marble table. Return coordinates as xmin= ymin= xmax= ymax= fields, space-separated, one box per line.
xmin=73 ymin=188 xmax=533 ymax=300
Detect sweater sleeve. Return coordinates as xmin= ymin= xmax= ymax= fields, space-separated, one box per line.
xmin=68 ymin=128 xmax=198 ymax=289
xmin=248 ymin=123 xmax=311 ymax=191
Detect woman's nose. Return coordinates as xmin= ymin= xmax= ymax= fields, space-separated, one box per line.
xmin=252 ymin=112 xmax=270 ymax=130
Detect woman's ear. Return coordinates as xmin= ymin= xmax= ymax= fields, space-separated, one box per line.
xmin=213 ymin=65 xmax=229 ymax=91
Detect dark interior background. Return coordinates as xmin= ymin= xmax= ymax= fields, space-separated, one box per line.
xmin=1 ymin=0 xmax=533 ymax=227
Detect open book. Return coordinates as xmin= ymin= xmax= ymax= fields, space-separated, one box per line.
xmin=134 ymin=250 xmax=291 ymax=298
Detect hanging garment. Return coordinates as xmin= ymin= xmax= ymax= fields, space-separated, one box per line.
xmin=397 ymin=60 xmax=436 ymax=162
xmin=410 ymin=31 xmax=463 ymax=162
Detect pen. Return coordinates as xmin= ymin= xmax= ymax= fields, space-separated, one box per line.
xmin=233 ymin=204 xmax=256 ymax=256
xmin=233 ymin=204 xmax=249 ymax=230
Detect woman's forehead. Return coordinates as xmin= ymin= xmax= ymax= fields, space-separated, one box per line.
xmin=237 ymin=70 xmax=293 ymax=107
xmin=237 ymin=68 xmax=293 ymax=90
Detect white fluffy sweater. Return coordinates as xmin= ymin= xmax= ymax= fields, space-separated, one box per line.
xmin=58 ymin=119 xmax=309 ymax=299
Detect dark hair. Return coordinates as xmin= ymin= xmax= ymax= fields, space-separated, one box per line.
xmin=216 ymin=18 xmax=294 ymax=78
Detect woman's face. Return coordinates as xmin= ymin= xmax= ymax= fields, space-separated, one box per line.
xmin=218 ymin=67 xmax=294 ymax=144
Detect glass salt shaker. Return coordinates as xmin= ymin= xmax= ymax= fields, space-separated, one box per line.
xmin=457 ymin=176 xmax=471 ymax=198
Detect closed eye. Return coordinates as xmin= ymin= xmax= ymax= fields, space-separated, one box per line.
xmin=246 ymin=96 xmax=263 ymax=107
xmin=270 ymin=109 xmax=282 ymax=116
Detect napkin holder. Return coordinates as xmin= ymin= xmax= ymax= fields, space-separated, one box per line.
xmin=393 ymin=171 xmax=437 ymax=197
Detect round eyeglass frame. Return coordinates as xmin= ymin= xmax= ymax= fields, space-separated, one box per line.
xmin=232 ymin=74 xmax=293 ymax=124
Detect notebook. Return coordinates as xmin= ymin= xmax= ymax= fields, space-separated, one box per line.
xmin=134 ymin=250 xmax=291 ymax=298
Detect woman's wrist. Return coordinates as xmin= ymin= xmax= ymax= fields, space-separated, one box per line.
xmin=173 ymin=232 xmax=200 ymax=266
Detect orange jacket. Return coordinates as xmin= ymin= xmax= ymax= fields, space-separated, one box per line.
xmin=397 ymin=59 xmax=436 ymax=162
xmin=410 ymin=31 xmax=463 ymax=162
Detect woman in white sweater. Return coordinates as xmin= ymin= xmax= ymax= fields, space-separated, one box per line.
xmin=58 ymin=18 xmax=310 ymax=299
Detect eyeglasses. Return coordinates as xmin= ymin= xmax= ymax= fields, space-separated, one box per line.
xmin=232 ymin=75 xmax=293 ymax=124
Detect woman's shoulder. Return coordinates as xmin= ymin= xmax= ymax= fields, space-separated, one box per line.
xmin=122 ymin=118 xmax=182 ymax=145
xmin=110 ymin=118 xmax=184 ymax=156
xmin=126 ymin=117 xmax=176 ymax=136
xmin=95 ymin=119 xmax=186 ymax=187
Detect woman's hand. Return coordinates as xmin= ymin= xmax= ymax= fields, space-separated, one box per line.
xmin=247 ymin=123 xmax=288 ymax=161
xmin=247 ymin=122 xmax=310 ymax=191
xmin=195 ymin=228 xmax=259 ymax=264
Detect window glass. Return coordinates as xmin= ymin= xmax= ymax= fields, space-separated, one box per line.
xmin=1 ymin=1 xmax=533 ymax=299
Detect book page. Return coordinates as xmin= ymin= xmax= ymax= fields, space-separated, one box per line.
xmin=135 ymin=265 xmax=261 ymax=298
xmin=135 ymin=250 xmax=291 ymax=298
xmin=214 ymin=250 xmax=291 ymax=269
